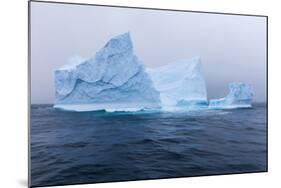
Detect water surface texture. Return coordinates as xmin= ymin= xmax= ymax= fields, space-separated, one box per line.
xmin=30 ymin=103 xmax=267 ymax=187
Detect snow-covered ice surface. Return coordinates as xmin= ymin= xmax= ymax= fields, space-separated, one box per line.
xmin=58 ymin=56 xmax=86 ymax=71
xmin=209 ymin=82 xmax=254 ymax=109
xmin=147 ymin=57 xmax=208 ymax=110
xmin=54 ymin=32 xmax=161 ymax=112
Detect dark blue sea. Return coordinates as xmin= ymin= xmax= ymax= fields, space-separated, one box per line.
xmin=30 ymin=103 xmax=267 ymax=187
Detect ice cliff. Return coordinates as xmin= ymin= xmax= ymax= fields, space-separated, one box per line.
xmin=209 ymin=82 xmax=254 ymax=109
xmin=54 ymin=32 xmax=161 ymax=112
xmin=147 ymin=57 xmax=208 ymax=109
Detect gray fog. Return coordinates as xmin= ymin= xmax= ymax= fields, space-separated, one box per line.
xmin=30 ymin=2 xmax=267 ymax=104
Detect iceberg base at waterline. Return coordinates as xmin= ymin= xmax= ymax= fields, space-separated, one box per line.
xmin=53 ymin=103 xmax=161 ymax=112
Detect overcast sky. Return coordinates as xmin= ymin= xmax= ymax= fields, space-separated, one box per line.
xmin=30 ymin=2 xmax=267 ymax=104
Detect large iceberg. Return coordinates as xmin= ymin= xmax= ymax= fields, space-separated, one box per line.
xmin=147 ymin=57 xmax=208 ymax=109
xmin=54 ymin=32 xmax=161 ymax=112
xmin=209 ymin=82 xmax=254 ymax=109
xmin=54 ymin=32 xmax=253 ymax=112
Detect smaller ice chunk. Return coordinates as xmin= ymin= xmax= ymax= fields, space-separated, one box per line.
xmin=209 ymin=82 xmax=254 ymax=109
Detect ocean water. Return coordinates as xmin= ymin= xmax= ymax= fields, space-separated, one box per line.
xmin=30 ymin=103 xmax=267 ymax=187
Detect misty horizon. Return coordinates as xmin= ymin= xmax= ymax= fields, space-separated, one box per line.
xmin=30 ymin=2 xmax=267 ymax=104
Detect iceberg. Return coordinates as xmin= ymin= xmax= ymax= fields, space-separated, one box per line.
xmin=209 ymin=82 xmax=254 ymax=109
xmin=54 ymin=32 xmax=161 ymax=112
xmin=53 ymin=32 xmax=254 ymax=112
xmin=147 ymin=57 xmax=208 ymax=109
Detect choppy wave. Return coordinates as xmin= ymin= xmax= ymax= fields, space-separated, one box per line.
xmin=30 ymin=103 xmax=267 ymax=187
